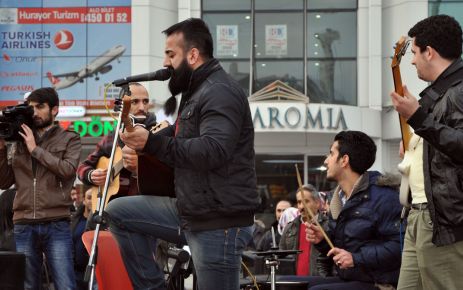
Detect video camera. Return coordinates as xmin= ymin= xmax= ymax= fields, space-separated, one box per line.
xmin=0 ymin=103 xmax=34 ymax=141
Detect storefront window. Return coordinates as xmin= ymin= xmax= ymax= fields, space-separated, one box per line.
xmin=255 ymin=154 xmax=304 ymax=214
xmin=429 ymin=0 xmax=463 ymax=38
xmin=254 ymin=12 xmax=304 ymax=59
xmin=254 ymin=154 xmax=337 ymax=216
xmin=307 ymin=12 xmax=356 ymax=58
xmin=307 ymin=59 xmax=356 ymax=105
xmin=254 ymin=60 xmax=304 ymax=93
xmin=203 ymin=13 xmax=251 ymax=59
xmin=202 ymin=0 xmax=250 ymax=11
xmin=202 ymin=0 xmax=357 ymax=102
xmin=255 ymin=0 xmax=303 ymax=11
xmin=219 ymin=60 xmax=251 ymax=95
xmin=307 ymin=0 xmax=357 ymax=10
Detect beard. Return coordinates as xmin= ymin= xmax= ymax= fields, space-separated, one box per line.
xmin=33 ymin=111 xmax=53 ymax=129
xmin=168 ymin=58 xmax=193 ymax=96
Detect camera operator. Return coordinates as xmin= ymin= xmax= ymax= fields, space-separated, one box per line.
xmin=0 ymin=87 xmax=82 ymax=290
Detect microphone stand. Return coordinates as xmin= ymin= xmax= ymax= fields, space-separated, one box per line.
xmin=84 ymin=85 xmax=131 ymax=290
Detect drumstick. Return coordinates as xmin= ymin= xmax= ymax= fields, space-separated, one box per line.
xmin=295 ymin=164 xmax=334 ymax=249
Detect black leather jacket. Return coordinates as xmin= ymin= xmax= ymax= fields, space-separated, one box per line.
xmin=408 ymin=59 xmax=463 ymax=246
xmin=144 ymin=59 xmax=259 ymax=231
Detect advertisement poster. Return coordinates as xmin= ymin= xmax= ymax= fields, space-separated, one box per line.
xmin=0 ymin=0 xmax=132 ymax=108
xmin=216 ymin=25 xmax=238 ymax=57
xmin=265 ymin=24 xmax=287 ymax=56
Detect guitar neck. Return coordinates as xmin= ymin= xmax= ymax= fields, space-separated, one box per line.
xmin=121 ymin=96 xmax=135 ymax=132
xmin=392 ymin=66 xmax=412 ymax=150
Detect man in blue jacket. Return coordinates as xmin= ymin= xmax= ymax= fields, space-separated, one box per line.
xmin=106 ymin=18 xmax=259 ymax=290
xmin=305 ymin=131 xmax=402 ymax=289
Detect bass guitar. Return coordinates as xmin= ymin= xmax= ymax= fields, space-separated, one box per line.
xmin=391 ymin=36 xmax=412 ymax=150
xmin=391 ymin=36 xmax=414 ymax=207
xmin=120 ymin=95 xmax=175 ymax=197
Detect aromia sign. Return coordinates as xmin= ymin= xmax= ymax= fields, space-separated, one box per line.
xmin=249 ymin=103 xmax=358 ymax=133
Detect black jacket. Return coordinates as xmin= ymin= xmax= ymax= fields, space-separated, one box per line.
xmin=408 ymin=59 xmax=463 ymax=246
xmin=144 ymin=59 xmax=259 ymax=231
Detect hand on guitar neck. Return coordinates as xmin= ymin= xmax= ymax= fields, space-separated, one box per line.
xmin=390 ymin=85 xmax=420 ymax=120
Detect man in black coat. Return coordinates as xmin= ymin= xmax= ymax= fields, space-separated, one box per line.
xmin=106 ymin=18 xmax=259 ymax=290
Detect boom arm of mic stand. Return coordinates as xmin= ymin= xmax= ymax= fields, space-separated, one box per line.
xmin=84 ymin=110 xmax=125 ymax=287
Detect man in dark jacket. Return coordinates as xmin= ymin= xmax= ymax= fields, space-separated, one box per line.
xmin=390 ymin=14 xmax=463 ymax=290
xmin=106 ymin=18 xmax=259 ymax=290
xmin=305 ymin=131 xmax=402 ymax=289
xmin=0 ymin=87 xmax=82 ymax=290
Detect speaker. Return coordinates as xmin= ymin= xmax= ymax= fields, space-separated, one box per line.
xmin=0 ymin=251 xmax=25 ymax=290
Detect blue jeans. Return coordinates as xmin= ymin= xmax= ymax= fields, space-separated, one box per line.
xmin=14 ymin=220 xmax=76 ymax=290
xmin=106 ymin=195 xmax=252 ymax=290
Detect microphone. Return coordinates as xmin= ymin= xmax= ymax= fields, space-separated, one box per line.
xmin=112 ymin=68 xmax=171 ymax=87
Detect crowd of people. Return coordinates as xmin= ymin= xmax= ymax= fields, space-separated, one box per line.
xmin=1 ymin=14 xmax=463 ymax=290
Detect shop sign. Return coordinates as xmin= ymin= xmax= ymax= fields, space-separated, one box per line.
xmin=250 ymin=103 xmax=349 ymax=132
xmin=61 ymin=116 xmax=117 ymax=137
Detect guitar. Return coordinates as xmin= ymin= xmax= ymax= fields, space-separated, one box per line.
xmin=391 ymin=36 xmax=415 ymax=207
xmin=391 ymin=36 xmax=412 ymax=150
xmin=120 ymin=96 xmax=175 ymax=197
xmin=90 ymin=146 xmax=127 ymax=213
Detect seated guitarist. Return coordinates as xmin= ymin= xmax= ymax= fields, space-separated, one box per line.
xmin=77 ymin=82 xmax=157 ymax=202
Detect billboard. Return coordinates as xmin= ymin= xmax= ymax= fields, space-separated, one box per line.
xmin=0 ymin=0 xmax=131 ymax=107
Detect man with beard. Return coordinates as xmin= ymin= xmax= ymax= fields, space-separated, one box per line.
xmin=105 ymin=18 xmax=259 ymax=290
xmin=302 ymin=131 xmax=402 ymax=289
xmin=0 ymin=87 xmax=81 ymax=289
xmin=77 ymin=82 xmax=156 ymax=205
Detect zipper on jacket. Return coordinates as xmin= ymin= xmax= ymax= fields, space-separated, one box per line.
xmin=33 ymin=178 xmax=37 ymax=219
xmin=59 ymin=181 xmax=65 ymax=200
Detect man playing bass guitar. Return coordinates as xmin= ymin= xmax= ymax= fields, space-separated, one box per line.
xmin=390 ymin=15 xmax=463 ymax=290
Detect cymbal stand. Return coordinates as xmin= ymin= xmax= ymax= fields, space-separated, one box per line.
xmin=84 ymin=85 xmax=131 ymax=290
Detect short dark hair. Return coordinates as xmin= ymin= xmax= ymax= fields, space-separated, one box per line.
xmin=27 ymin=87 xmax=59 ymax=109
xmin=163 ymin=18 xmax=213 ymax=59
xmin=408 ymin=14 xmax=462 ymax=60
xmin=334 ymin=131 xmax=376 ymax=175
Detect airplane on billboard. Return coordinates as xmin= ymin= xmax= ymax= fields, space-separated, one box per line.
xmin=46 ymin=45 xmax=126 ymax=90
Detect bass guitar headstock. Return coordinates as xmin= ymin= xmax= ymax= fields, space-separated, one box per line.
xmin=391 ymin=36 xmax=410 ymax=69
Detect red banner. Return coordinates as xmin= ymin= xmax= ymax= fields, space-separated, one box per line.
xmin=17 ymin=7 xmax=131 ymax=24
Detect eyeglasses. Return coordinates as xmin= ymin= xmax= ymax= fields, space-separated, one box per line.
xmin=131 ymin=99 xmax=149 ymax=105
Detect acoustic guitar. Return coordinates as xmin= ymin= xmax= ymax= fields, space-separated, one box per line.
xmin=391 ymin=36 xmax=415 ymax=207
xmin=90 ymin=146 xmax=126 ymax=213
xmin=120 ymin=96 xmax=175 ymax=197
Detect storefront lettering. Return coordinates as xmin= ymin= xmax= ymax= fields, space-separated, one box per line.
xmin=72 ymin=117 xmax=117 ymax=137
xmin=252 ymin=106 xmax=348 ymax=130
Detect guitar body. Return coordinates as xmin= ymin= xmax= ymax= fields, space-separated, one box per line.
xmin=91 ymin=146 xmax=123 ymax=212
